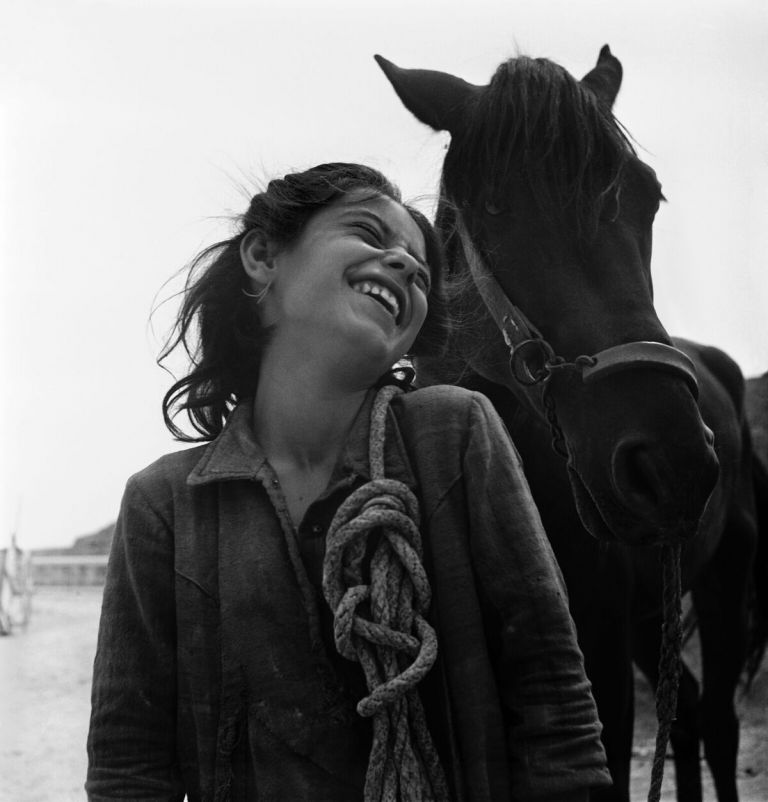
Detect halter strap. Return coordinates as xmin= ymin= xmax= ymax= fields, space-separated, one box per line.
xmin=455 ymin=216 xmax=699 ymax=401
xmin=455 ymin=216 xmax=541 ymax=350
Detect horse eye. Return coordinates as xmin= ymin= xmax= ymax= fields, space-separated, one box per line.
xmin=484 ymin=200 xmax=505 ymax=216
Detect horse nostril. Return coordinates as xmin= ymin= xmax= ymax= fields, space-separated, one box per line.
xmin=612 ymin=437 xmax=665 ymax=517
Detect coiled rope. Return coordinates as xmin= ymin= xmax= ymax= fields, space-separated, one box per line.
xmin=322 ymin=384 xmax=450 ymax=802
xmin=647 ymin=542 xmax=683 ymax=802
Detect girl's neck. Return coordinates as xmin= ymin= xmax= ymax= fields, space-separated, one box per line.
xmin=253 ymin=351 xmax=370 ymax=472
xmin=253 ymin=355 xmax=372 ymax=527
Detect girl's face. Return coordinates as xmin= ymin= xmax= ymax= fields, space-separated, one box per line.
xmin=261 ymin=191 xmax=432 ymax=375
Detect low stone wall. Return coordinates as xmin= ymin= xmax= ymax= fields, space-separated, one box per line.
xmin=31 ymin=554 xmax=108 ymax=586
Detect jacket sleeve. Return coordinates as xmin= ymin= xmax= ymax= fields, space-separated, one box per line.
xmin=86 ymin=474 xmax=185 ymax=801
xmin=463 ymin=393 xmax=611 ymax=799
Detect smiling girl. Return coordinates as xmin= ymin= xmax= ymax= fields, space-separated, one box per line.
xmin=86 ymin=163 xmax=610 ymax=801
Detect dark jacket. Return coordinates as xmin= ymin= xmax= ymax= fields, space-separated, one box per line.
xmin=87 ymin=385 xmax=610 ymax=801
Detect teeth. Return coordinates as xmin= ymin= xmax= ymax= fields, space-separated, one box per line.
xmin=352 ymin=280 xmax=400 ymax=320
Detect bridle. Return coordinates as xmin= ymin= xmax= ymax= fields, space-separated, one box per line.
xmin=455 ymin=215 xmax=699 ymax=456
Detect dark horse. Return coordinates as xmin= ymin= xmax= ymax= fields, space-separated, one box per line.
xmin=376 ymin=47 xmax=767 ymax=802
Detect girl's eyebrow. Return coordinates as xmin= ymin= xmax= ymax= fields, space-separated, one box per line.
xmin=340 ymin=207 xmax=430 ymax=271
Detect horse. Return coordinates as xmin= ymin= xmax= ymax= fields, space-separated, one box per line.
xmin=376 ymin=47 xmax=768 ymax=802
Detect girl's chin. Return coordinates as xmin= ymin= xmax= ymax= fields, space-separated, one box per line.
xmin=345 ymin=320 xmax=410 ymax=359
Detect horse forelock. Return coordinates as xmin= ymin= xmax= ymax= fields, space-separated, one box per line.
xmin=443 ymin=55 xmax=636 ymax=240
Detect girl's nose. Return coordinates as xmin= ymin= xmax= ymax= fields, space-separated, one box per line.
xmin=382 ymin=248 xmax=420 ymax=282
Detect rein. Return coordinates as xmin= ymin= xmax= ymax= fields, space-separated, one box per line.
xmin=455 ymin=217 xmax=684 ymax=802
xmin=649 ymin=543 xmax=684 ymax=802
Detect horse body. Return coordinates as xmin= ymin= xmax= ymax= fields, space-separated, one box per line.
xmin=377 ymin=48 xmax=767 ymax=802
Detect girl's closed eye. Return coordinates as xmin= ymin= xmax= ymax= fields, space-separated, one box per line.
xmin=353 ymin=221 xmax=384 ymax=245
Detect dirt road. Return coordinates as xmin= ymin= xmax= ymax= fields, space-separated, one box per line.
xmin=0 ymin=587 xmax=100 ymax=801
xmin=1 ymin=587 xmax=765 ymax=801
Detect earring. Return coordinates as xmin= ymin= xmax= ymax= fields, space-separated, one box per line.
xmin=242 ymin=283 xmax=271 ymax=303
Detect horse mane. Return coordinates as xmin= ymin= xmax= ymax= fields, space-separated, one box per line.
xmin=431 ymin=55 xmax=640 ymax=378
xmin=426 ymin=194 xmax=510 ymax=382
xmin=443 ymin=56 xmax=637 ymax=240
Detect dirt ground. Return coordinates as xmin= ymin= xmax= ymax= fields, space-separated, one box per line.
xmin=0 ymin=587 xmax=100 ymax=801
xmin=630 ymin=632 xmax=768 ymax=802
xmin=1 ymin=587 xmax=765 ymax=801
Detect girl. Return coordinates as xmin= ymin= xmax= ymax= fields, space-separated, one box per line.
xmin=87 ymin=162 xmax=610 ymax=801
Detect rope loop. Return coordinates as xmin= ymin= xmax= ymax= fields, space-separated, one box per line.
xmin=356 ymin=614 xmax=439 ymax=717
xmin=323 ymin=476 xmax=435 ymax=702
xmin=332 ymin=584 xmax=370 ymax=660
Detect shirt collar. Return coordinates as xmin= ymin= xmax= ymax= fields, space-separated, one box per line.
xmin=187 ymin=389 xmax=416 ymax=489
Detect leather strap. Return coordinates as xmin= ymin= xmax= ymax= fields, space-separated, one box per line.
xmin=455 ymin=216 xmax=699 ymax=399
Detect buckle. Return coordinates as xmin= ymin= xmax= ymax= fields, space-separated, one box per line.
xmin=510 ymin=339 xmax=556 ymax=386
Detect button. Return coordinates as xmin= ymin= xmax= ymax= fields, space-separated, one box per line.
xmin=310 ymin=524 xmax=323 ymax=535
xmin=271 ymin=478 xmax=279 ymax=487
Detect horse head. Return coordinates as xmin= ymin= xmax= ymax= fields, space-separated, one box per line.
xmin=377 ymin=46 xmax=719 ymax=545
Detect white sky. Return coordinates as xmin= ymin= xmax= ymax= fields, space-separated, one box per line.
xmin=2 ymin=0 xmax=767 ymax=549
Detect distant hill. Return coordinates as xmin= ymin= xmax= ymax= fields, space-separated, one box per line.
xmin=71 ymin=523 xmax=115 ymax=554
xmin=33 ymin=522 xmax=115 ymax=557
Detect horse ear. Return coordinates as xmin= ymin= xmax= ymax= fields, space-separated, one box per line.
xmin=374 ymin=54 xmax=481 ymax=134
xmin=581 ymin=44 xmax=623 ymax=108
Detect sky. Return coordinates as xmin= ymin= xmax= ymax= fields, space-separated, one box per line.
xmin=2 ymin=0 xmax=767 ymax=550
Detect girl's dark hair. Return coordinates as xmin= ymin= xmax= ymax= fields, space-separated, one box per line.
xmin=159 ymin=162 xmax=449 ymax=441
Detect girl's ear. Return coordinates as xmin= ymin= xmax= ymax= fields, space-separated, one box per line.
xmin=240 ymin=229 xmax=278 ymax=289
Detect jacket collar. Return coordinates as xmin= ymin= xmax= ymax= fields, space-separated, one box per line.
xmin=187 ymin=390 xmax=416 ymax=489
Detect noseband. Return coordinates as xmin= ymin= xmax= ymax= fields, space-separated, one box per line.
xmin=455 ymin=217 xmax=699 ymax=452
